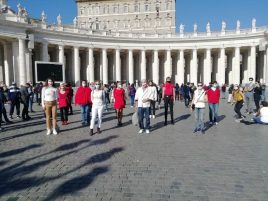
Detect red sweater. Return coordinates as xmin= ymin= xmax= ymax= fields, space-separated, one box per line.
xmin=207 ymin=88 xmax=221 ymax=103
xmin=58 ymin=91 xmax=69 ymax=108
xmin=75 ymin=87 xmax=92 ymax=105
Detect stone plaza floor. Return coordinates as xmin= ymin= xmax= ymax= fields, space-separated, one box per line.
xmin=0 ymin=100 xmax=268 ymax=201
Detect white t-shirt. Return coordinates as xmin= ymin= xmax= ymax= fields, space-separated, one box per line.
xmin=260 ymin=107 xmax=268 ymax=123
xmin=135 ymin=87 xmax=152 ymax=108
xmin=91 ymin=90 xmax=105 ymax=107
xmin=41 ymin=87 xmax=58 ymax=107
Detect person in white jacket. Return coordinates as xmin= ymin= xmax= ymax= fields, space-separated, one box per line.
xmin=149 ymin=80 xmax=158 ymax=119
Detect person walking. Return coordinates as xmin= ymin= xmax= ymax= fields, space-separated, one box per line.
xmin=113 ymin=82 xmax=126 ymax=126
xmin=0 ymin=88 xmax=5 ymax=131
xmin=28 ymin=81 xmax=34 ymax=113
xmin=207 ymin=81 xmax=221 ymax=125
xmin=253 ymin=81 xmax=262 ymax=114
xmin=66 ymin=82 xmax=74 ymax=115
xmin=0 ymin=83 xmax=12 ymax=124
xmin=149 ymin=80 xmax=158 ymax=119
xmin=232 ymin=84 xmax=245 ymax=121
xmin=183 ymin=83 xmax=191 ymax=108
xmin=221 ymin=84 xmax=227 ymax=99
xmin=228 ymin=84 xmax=234 ymax=104
xmin=58 ymin=83 xmax=69 ymax=125
xmin=75 ymin=80 xmax=92 ymax=126
xmin=8 ymin=82 xmax=21 ymax=119
xmin=128 ymin=84 xmax=136 ymax=108
xmin=162 ymin=77 xmax=175 ymax=125
xmin=20 ymin=83 xmax=31 ymax=121
xmin=135 ymin=79 xmax=152 ymax=134
xmin=191 ymin=83 xmax=207 ymax=134
xmin=42 ymin=78 xmax=58 ymax=135
xmin=103 ymin=84 xmax=110 ymax=111
xmin=90 ymin=81 xmax=105 ymax=136
xmin=175 ymin=83 xmax=180 ymax=101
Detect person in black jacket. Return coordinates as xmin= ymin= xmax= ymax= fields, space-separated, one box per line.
xmin=0 ymin=88 xmax=5 ymax=131
xmin=253 ymin=81 xmax=262 ymax=113
xmin=0 ymin=83 xmax=12 ymax=124
xmin=20 ymin=83 xmax=31 ymax=121
xmin=8 ymin=82 xmax=21 ymax=119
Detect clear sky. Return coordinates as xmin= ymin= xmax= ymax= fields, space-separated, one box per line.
xmin=7 ymin=0 xmax=268 ymax=32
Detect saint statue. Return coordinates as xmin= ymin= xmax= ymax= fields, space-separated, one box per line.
xmin=41 ymin=11 xmax=47 ymax=23
xmin=236 ymin=20 xmax=240 ymax=31
xmin=17 ymin=3 xmax=22 ymax=16
xmin=73 ymin=17 xmax=78 ymax=27
xmin=221 ymin=21 xmax=226 ymax=32
xmin=194 ymin=23 xmax=197 ymax=33
xmin=57 ymin=14 xmax=62 ymax=26
xmin=179 ymin=24 xmax=184 ymax=34
xmin=252 ymin=18 xmax=256 ymax=29
xmin=206 ymin=22 xmax=211 ymax=33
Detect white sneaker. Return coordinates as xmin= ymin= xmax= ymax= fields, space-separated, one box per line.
xmin=149 ymin=115 xmax=152 ymax=119
xmin=209 ymin=122 xmax=213 ymax=125
xmin=53 ymin=129 xmax=58 ymax=135
xmin=152 ymin=115 xmax=155 ymax=119
xmin=46 ymin=129 xmax=51 ymax=135
xmin=214 ymin=122 xmax=218 ymax=125
xmin=138 ymin=129 xmax=143 ymax=134
xmin=145 ymin=129 xmax=150 ymax=134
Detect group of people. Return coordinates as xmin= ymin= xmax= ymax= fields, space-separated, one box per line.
xmin=0 ymin=76 xmax=267 ymax=134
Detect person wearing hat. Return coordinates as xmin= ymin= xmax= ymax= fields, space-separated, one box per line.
xmin=244 ymin=77 xmax=255 ymax=114
xmin=8 ymin=82 xmax=21 ymax=119
xmin=162 ymin=77 xmax=175 ymax=125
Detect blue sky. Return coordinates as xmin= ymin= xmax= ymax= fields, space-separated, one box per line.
xmin=8 ymin=0 xmax=268 ymax=32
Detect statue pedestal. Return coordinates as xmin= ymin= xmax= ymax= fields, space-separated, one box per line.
xmin=41 ymin=23 xmax=47 ymax=29
xmin=252 ymin=28 xmax=257 ymax=33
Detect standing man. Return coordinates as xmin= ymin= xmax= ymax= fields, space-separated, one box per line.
xmin=162 ymin=77 xmax=175 ymax=125
xmin=135 ymin=79 xmax=152 ymax=134
xmin=28 ymin=81 xmax=34 ymax=113
xmin=244 ymin=77 xmax=255 ymax=114
xmin=20 ymin=83 xmax=31 ymax=121
xmin=183 ymin=83 xmax=191 ymax=108
xmin=8 ymin=82 xmax=21 ymax=119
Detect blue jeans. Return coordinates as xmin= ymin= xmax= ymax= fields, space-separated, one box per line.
xmin=80 ymin=105 xmax=89 ymax=124
xmin=208 ymin=103 xmax=219 ymax=123
xmin=28 ymin=96 xmax=34 ymax=112
xmin=194 ymin=108 xmax=205 ymax=131
xmin=253 ymin=117 xmax=268 ymax=124
xmin=138 ymin=107 xmax=150 ymax=130
xmin=245 ymin=92 xmax=254 ymax=113
xmin=130 ymin=95 xmax=135 ymax=107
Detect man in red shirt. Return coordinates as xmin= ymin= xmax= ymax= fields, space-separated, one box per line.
xmin=162 ymin=77 xmax=175 ymax=125
xmin=206 ymin=81 xmax=221 ymax=125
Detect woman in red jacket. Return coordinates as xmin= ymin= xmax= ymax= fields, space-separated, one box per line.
xmin=206 ymin=81 xmax=221 ymax=125
xmin=112 ymin=82 xmax=125 ymax=126
xmin=58 ymin=82 xmax=69 ymax=125
xmin=75 ymin=80 xmax=92 ymax=126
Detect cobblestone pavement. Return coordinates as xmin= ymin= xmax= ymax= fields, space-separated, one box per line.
xmin=0 ymin=100 xmax=268 ymax=201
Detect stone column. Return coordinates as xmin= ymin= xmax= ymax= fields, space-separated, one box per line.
xmin=74 ymin=46 xmax=80 ymax=86
xmin=3 ymin=43 xmax=10 ymax=86
xmin=102 ymin=48 xmax=108 ymax=84
xmin=152 ymin=50 xmax=159 ymax=85
xmin=25 ymin=50 xmax=33 ymax=82
xmin=140 ymin=49 xmax=146 ymax=80
xmin=265 ymin=46 xmax=268 ymax=85
xmin=116 ymin=49 xmax=121 ymax=81
xmin=233 ymin=47 xmax=241 ymax=85
xmin=177 ymin=49 xmax=184 ymax=84
xmin=18 ymin=38 xmax=26 ymax=85
xmin=164 ymin=49 xmax=172 ymax=79
xmin=88 ymin=48 xmax=94 ymax=83
xmin=249 ymin=45 xmax=256 ymax=80
xmin=204 ymin=49 xmax=212 ymax=85
xmin=58 ymin=45 xmax=65 ymax=82
xmin=128 ymin=49 xmax=134 ymax=84
xmin=190 ymin=48 xmax=198 ymax=85
xmin=42 ymin=42 xmax=49 ymax=62
xmin=218 ymin=48 xmax=226 ymax=85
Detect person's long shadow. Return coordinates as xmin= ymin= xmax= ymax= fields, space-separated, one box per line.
xmin=0 ymin=144 xmax=43 ymax=158
xmin=4 ymin=120 xmax=45 ymax=131
xmin=240 ymin=120 xmax=256 ymax=125
xmin=0 ymin=129 xmax=45 ymax=142
xmin=203 ymin=115 xmax=226 ymax=132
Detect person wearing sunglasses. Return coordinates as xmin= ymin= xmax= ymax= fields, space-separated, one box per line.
xmin=90 ymin=81 xmax=105 ymax=136
xmin=191 ymin=83 xmax=207 ymax=134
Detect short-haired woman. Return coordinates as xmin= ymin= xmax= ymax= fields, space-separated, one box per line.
xmin=42 ymin=78 xmax=58 ymax=135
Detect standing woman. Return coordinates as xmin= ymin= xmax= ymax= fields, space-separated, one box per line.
xmin=58 ymin=83 xmax=69 ymax=125
xmin=42 ymin=78 xmax=58 ymax=135
xmin=113 ymin=82 xmax=126 ymax=126
xmin=232 ymin=84 xmax=245 ymax=121
xmin=90 ymin=81 xmax=105 ymax=135
xmin=253 ymin=81 xmax=262 ymax=113
xmin=191 ymin=83 xmax=207 ymax=134
xmin=149 ymin=80 xmax=158 ymax=119
xmin=128 ymin=84 xmax=136 ymax=108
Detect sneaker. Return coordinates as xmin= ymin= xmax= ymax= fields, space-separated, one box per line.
xmin=16 ymin=115 xmax=21 ymax=118
xmin=9 ymin=115 xmax=13 ymax=119
xmin=152 ymin=115 xmax=155 ymax=119
xmin=209 ymin=122 xmax=213 ymax=125
xmin=149 ymin=115 xmax=152 ymax=119
xmin=235 ymin=118 xmax=243 ymax=122
xmin=214 ymin=122 xmax=218 ymax=125
xmin=138 ymin=129 xmax=143 ymax=134
xmin=46 ymin=129 xmax=52 ymax=135
xmin=145 ymin=129 xmax=150 ymax=134
xmin=53 ymin=129 xmax=58 ymax=135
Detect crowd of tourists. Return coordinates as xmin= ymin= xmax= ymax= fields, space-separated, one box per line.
xmin=0 ymin=76 xmax=267 ymax=134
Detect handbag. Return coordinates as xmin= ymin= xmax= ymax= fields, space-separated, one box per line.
xmin=191 ymin=91 xmax=205 ymax=111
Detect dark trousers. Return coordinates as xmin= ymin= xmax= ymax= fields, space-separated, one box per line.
xmin=184 ymin=95 xmax=190 ymax=107
xmin=60 ymin=107 xmax=68 ymax=121
xmin=10 ymin=101 xmax=20 ymax=116
xmin=1 ymin=105 xmax=9 ymax=122
xmin=149 ymin=100 xmax=156 ymax=116
xmin=234 ymin=100 xmax=243 ymax=118
xmin=254 ymin=100 xmax=260 ymax=112
xmin=22 ymin=102 xmax=30 ymax=120
xmin=164 ymin=96 xmax=174 ymax=123
xmin=68 ymin=102 xmax=73 ymax=114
